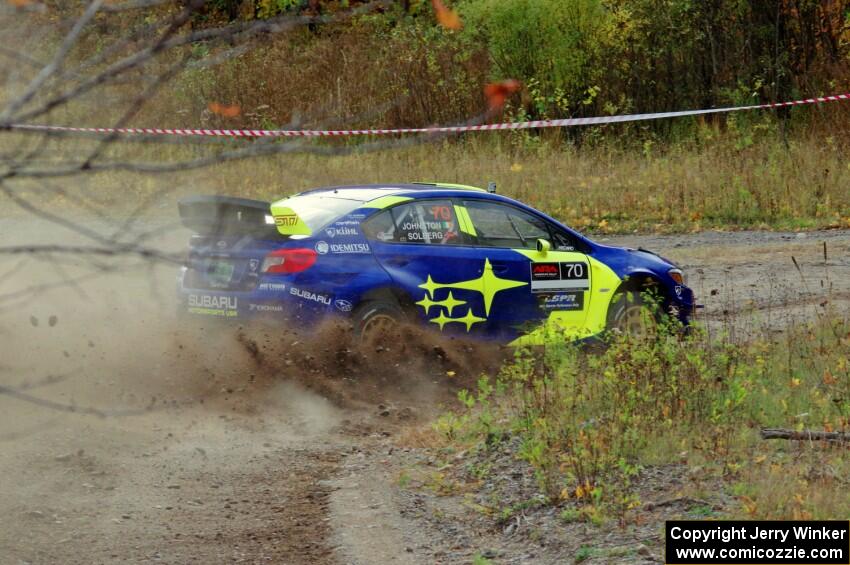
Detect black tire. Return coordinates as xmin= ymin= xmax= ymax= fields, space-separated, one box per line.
xmin=606 ymin=290 xmax=661 ymax=340
xmin=351 ymin=300 xmax=405 ymax=350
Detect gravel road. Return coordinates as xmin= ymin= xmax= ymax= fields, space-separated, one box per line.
xmin=607 ymin=229 xmax=850 ymax=335
xmin=1 ymin=215 xmax=848 ymax=564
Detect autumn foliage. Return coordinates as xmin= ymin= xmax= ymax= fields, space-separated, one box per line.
xmin=169 ymin=0 xmax=850 ymax=136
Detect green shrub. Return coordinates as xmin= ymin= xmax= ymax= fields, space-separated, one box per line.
xmin=437 ymin=309 xmax=850 ymax=521
xmin=460 ymin=0 xmax=611 ymax=119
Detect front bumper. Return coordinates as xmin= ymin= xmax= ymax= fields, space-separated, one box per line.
xmin=667 ymin=284 xmax=697 ymax=325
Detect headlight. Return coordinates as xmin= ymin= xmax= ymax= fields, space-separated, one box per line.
xmin=668 ymin=268 xmax=685 ymax=285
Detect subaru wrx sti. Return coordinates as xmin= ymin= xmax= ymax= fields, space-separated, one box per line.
xmin=177 ymin=183 xmax=694 ymax=345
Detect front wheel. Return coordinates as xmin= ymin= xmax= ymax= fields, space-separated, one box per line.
xmin=606 ymin=291 xmax=660 ymax=341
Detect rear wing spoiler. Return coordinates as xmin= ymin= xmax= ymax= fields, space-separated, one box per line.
xmin=178 ymin=195 xmax=280 ymax=237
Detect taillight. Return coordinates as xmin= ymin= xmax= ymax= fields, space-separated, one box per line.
xmin=262 ymin=248 xmax=317 ymax=274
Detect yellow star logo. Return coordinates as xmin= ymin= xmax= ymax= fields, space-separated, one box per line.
xmin=419 ymin=275 xmax=441 ymax=298
xmin=415 ymin=294 xmax=438 ymax=315
xmin=416 ymin=291 xmax=466 ymax=316
xmin=417 ymin=259 xmax=527 ymax=316
xmin=457 ymin=308 xmax=486 ymax=331
xmin=440 ymin=291 xmax=466 ymax=315
xmin=428 ymin=308 xmax=486 ymax=332
xmin=430 ymin=311 xmax=452 ymax=330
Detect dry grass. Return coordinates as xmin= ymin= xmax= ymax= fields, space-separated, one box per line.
xmin=728 ymin=445 xmax=850 ymax=520
xmin=5 ymin=128 xmax=848 ymax=234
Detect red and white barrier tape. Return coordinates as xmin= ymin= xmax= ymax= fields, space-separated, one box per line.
xmin=7 ymin=93 xmax=849 ymax=138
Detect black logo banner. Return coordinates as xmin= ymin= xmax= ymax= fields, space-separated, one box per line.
xmin=666 ymin=520 xmax=849 ymax=564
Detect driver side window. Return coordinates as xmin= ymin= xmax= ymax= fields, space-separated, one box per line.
xmin=463 ymin=200 xmax=549 ymax=249
xmin=361 ymin=200 xmax=463 ymax=245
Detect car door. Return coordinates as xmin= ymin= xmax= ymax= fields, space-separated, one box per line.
xmin=460 ymin=199 xmax=593 ymax=342
xmin=362 ymin=199 xmax=494 ymax=337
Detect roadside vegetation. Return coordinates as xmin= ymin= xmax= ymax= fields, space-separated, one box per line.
xmin=95 ymin=0 xmax=850 ymax=140
xmin=169 ymin=131 xmax=850 ymax=233
xmin=4 ymin=129 xmax=850 ymax=233
xmin=11 ymin=0 xmax=849 ymax=232
xmin=421 ymin=306 xmax=850 ymax=525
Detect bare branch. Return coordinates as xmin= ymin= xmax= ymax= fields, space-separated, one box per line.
xmin=100 ymin=0 xmax=171 ymax=12
xmin=0 ymin=244 xmax=182 ymax=264
xmin=2 ymin=1 xmax=391 ymax=125
xmin=0 ymin=0 xmax=105 ymax=121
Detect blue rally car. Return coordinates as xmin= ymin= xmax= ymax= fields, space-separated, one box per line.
xmin=177 ymin=183 xmax=694 ymax=346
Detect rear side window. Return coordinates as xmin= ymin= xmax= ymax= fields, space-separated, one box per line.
xmin=463 ymin=200 xmax=549 ymax=249
xmin=362 ymin=200 xmax=463 ymax=245
xmin=361 ymin=209 xmax=396 ymax=241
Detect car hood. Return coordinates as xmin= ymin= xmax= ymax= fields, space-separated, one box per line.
xmin=630 ymin=246 xmax=679 ymax=268
xmin=591 ymin=244 xmax=678 ymax=279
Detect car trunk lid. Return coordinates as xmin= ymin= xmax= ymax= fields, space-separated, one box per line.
xmin=179 ymin=196 xmax=284 ymax=291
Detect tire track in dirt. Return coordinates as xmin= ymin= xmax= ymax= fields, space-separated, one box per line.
xmin=604 ymin=229 xmax=850 ymax=334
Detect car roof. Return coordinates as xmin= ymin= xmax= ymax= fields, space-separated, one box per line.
xmin=283 ymin=182 xmax=595 ymax=249
xmin=295 ymin=183 xmax=487 ymax=202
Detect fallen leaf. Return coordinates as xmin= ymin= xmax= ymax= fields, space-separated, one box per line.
xmin=483 ymin=79 xmax=521 ymax=111
xmin=7 ymin=0 xmax=32 ymax=7
xmin=823 ymin=368 xmax=836 ymax=385
xmin=432 ymin=0 xmax=462 ymax=30
xmin=208 ymin=102 xmax=241 ymax=118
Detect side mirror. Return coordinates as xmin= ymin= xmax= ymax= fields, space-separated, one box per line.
xmin=536 ymin=238 xmax=551 ymax=255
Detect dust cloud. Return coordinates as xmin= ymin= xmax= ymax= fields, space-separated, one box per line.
xmin=0 ymin=214 xmax=502 ymax=562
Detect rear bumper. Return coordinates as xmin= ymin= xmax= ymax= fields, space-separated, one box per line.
xmin=176 ymin=272 xmax=338 ymax=325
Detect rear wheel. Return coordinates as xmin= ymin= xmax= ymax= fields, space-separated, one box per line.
xmin=352 ymin=300 xmax=405 ymax=351
xmin=607 ymin=290 xmax=660 ymax=341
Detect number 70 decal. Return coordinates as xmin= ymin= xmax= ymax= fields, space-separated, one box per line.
xmin=530 ymin=261 xmax=589 ymax=292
